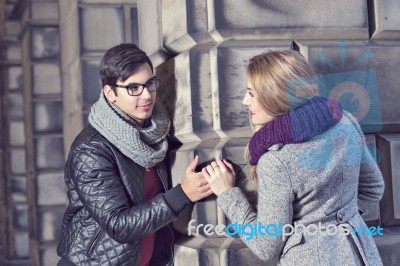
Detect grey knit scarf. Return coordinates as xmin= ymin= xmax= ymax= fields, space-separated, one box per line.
xmin=88 ymin=92 xmax=170 ymax=168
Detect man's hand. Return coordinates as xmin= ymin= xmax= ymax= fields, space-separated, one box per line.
xmin=181 ymin=155 xmax=213 ymax=202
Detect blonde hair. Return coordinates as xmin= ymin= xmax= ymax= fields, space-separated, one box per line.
xmin=245 ymin=50 xmax=317 ymax=182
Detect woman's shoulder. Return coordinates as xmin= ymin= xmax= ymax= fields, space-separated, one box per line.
xmin=325 ymin=111 xmax=364 ymax=142
xmin=257 ymin=150 xmax=287 ymax=171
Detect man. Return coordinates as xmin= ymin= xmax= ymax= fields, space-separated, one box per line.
xmin=57 ymin=43 xmax=212 ymax=265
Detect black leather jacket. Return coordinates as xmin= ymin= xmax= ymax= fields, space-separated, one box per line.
xmin=57 ymin=125 xmax=184 ymax=265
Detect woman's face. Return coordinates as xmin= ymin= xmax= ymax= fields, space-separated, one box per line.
xmin=242 ymin=80 xmax=274 ymax=127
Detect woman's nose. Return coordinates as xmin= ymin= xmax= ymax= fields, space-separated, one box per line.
xmin=242 ymin=94 xmax=249 ymax=106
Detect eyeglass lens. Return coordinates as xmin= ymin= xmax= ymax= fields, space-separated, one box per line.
xmin=127 ymin=77 xmax=159 ymax=96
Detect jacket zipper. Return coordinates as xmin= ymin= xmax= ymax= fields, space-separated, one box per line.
xmin=85 ymin=227 xmax=103 ymax=257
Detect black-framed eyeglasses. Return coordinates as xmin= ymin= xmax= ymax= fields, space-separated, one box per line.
xmin=112 ymin=76 xmax=160 ymax=96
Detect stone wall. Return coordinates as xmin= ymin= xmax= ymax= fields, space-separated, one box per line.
xmin=143 ymin=1 xmax=400 ymax=265
xmin=0 ymin=0 xmax=399 ymax=265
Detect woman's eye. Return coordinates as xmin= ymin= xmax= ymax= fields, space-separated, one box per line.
xmin=248 ymin=91 xmax=254 ymax=97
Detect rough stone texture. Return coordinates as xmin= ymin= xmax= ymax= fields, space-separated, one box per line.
xmin=13 ymin=231 xmax=30 ymax=258
xmin=36 ymin=172 xmax=66 ymax=206
xmin=35 ymin=136 xmax=65 ymax=169
xmin=174 ymin=236 xmax=268 ymax=266
xmin=39 ymin=245 xmax=59 ymax=266
xmin=37 ymin=207 xmax=65 ymax=242
xmin=158 ymin=0 xmax=369 ymax=54
xmin=138 ymin=0 xmax=170 ymax=67
xmin=33 ymin=101 xmax=63 ymax=133
xmin=4 ymin=21 xmax=21 ymax=37
xmin=298 ymin=41 xmax=400 ymax=133
xmin=79 ymin=5 xmax=124 ymax=52
xmin=12 ymin=204 xmax=28 ymax=231
xmin=161 ymin=0 xmax=215 ymax=53
xmin=2 ymin=0 xmax=400 ymax=265
xmin=376 ymin=134 xmax=400 ymax=227
xmin=31 ymin=27 xmax=60 ymax=60
xmin=32 ymin=63 xmax=62 ymax=95
xmin=5 ymin=46 xmax=21 ymax=63
xmin=371 ymin=0 xmax=400 ymax=40
xmin=153 ymin=1 xmax=400 ymax=265
xmin=374 ymin=227 xmax=400 ymax=266
xmin=9 ymin=121 xmax=25 ymax=146
xmin=11 ymin=176 xmax=28 ymax=203
xmin=30 ymin=2 xmax=59 ymax=21
xmin=7 ymin=66 xmax=22 ymax=90
xmin=59 ymin=0 xmax=84 ymax=153
xmin=217 ymin=41 xmax=293 ymax=137
xmin=10 ymin=149 xmax=26 ymax=175
xmin=81 ymin=58 xmax=101 ymax=109
xmin=2 ymin=1 xmax=66 ymax=264
xmin=8 ymin=92 xmax=24 ymax=118
xmin=219 ymin=0 xmax=367 ymax=42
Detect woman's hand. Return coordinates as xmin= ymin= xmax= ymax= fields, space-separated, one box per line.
xmin=202 ymin=159 xmax=236 ymax=196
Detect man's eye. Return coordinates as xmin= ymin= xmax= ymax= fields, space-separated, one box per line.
xmin=128 ymin=84 xmax=140 ymax=91
xmin=146 ymin=79 xmax=155 ymax=86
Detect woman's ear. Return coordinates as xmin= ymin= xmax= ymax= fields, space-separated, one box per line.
xmin=103 ymin=85 xmax=116 ymax=103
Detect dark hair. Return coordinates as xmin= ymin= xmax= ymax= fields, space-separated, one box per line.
xmin=99 ymin=43 xmax=153 ymax=88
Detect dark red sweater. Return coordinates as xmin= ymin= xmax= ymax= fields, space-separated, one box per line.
xmin=137 ymin=167 xmax=163 ymax=266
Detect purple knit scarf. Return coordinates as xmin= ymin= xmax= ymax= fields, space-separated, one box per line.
xmin=249 ymin=96 xmax=343 ymax=166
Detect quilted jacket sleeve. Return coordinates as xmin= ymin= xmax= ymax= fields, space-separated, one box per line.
xmin=68 ymin=140 xmax=177 ymax=244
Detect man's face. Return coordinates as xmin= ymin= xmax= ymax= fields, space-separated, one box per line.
xmin=104 ymin=63 xmax=156 ymax=126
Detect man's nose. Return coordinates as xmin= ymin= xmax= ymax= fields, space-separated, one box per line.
xmin=140 ymin=86 xmax=151 ymax=98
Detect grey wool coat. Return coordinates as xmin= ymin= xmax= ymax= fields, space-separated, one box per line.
xmin=217 ymin=112 xmax=384 ymax=266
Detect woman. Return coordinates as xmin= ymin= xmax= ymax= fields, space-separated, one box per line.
xmin=203 ymin=50 xmax=384 ymax=265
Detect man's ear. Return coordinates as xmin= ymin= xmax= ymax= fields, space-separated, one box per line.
xmin=103 ymin=85 xmax=116 ymax=103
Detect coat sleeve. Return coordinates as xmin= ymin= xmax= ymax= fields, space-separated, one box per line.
xmin=68 ymin=141 xmax=177 ymax=244
xmin=216 ymin=153 xmax=293 ymax=263
xmin=358 ymin=138 xmax=385 ymax=213
xmin=344 ymin=112 xmax=385 ymax=213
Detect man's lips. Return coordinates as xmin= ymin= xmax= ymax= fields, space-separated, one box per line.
xmin=138 ymin=103 xmax=152 ymax=110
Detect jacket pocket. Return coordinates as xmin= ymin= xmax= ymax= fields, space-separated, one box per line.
xmin=85 ymin=227 xmax=103 ymax=257
xmin=281 ymin=232 xmax=304 ymax=257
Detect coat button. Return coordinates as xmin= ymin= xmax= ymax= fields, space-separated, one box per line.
xmin=337 ymin=212 xmax=344 ymax=222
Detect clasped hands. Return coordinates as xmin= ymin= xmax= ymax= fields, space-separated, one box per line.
xmin=181 ymin=155 xmax=236 ymax=202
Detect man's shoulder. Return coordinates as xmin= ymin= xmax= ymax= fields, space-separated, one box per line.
xmin=74 ymin=124 xmax=101 ymax=142
xmin=70 ymin=125 xmax=110 ymax=151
